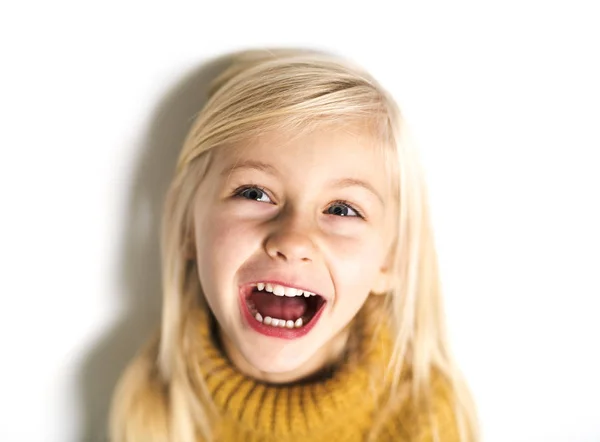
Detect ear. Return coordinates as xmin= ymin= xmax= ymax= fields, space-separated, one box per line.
xmin=370 ymin=247 xmax=396 ymax=295
xmin=183 ymin=226 xmax=197 ymax=260
xmin=371 ymin=265 xmax=393 ymax=295
xmin=184 ymin=240 xmax=196 ymax=260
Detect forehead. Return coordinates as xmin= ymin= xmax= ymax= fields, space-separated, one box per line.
xmin=214 ymin=126 xmax=392 ymax=194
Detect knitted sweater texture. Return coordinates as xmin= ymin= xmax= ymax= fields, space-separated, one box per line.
xmin=186 ymin=298 xmax=461 ymax=441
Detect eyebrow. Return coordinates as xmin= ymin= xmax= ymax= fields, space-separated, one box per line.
xmin=221 ymin=160 xmax=384 ymax=204
xmin=329 ymin=177 xmax=385 ymax=205
xmin=221 ymin=160 xmax=280 ymax=178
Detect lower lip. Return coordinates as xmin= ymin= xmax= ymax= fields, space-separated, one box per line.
xmin=239 ymin=290 xmax=326 ymax=339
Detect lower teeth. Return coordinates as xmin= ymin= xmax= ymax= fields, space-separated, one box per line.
xmin=254 ymin=312 xmax=304 ymax=328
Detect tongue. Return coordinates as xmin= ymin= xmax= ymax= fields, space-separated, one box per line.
xmin=249 ymin=292 xmax=307 ymax=321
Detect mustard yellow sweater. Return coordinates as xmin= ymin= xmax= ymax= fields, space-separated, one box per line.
xmin=113 ymin=298 xmax=463 ymax=442
xmin=190 ymin=299 xmax=462 ymax=442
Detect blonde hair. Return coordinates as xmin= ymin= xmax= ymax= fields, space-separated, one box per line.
xmin=110 ymin=49 xmax=479 ymax=442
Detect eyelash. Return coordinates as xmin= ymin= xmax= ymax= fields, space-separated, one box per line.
xmin=233 ymin=185 xmax=273 ymax=202
xmin=232 ymin=185 xmax=365 ymax=219
xmin=328 ymin=199 xmax=365 ymax=219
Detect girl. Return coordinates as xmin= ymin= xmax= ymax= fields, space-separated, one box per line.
xmin=110 ymin=49 xmax=478 ymax=442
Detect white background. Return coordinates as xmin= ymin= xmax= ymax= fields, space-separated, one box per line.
xmin=1 ymin=1 xmax=599 ymax=441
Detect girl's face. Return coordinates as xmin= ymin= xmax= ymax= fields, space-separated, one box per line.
xmin=192 ymin=126 xmax=393 ymax=383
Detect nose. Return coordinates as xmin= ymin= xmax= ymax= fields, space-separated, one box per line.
xmin=264 ymin=212 xmax=316 ymax=263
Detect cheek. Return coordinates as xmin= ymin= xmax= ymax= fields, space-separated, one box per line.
xmin=195 ymin=205 xmax=261 ymax=284
xmin=327 ymin=234 xmax=386 ymax=294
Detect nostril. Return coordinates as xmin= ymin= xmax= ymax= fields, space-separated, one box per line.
xmin=264 ymin=230 xmax=317 ymax=262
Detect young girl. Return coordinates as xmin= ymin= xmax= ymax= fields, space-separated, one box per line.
xmin=110 ymin=49 xmax=479 ymax=442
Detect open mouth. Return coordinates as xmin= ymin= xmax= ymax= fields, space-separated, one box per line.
xmin=240 ymin=282 xmax=327 ymax=338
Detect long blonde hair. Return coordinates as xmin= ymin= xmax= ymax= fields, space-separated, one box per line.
xmin=110 ymin=49 xmax=479 ymax=442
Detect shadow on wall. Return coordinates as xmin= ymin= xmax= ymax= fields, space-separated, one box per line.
xmin=77 ymin=54 xmax=233 ymax=441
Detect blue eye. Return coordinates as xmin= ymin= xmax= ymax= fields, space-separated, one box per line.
xmin=326 ymin=202 xmax=361 ymax=218
xmin=236 ymin=186 xmax=272 ymax=203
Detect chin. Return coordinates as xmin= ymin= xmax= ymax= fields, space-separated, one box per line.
xmin=247 ymin=342 xmax=313 ymax=372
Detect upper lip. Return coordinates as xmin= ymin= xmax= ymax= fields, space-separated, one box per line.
xmin=241 ymin=279 xmax=328 ymax=300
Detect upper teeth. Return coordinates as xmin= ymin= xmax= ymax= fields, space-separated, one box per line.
xmin=256 ymin=282 xmax=316 ymax=297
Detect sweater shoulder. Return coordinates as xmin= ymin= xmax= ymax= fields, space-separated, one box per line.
xmin=384 ymin=369 xmax=462 ymax=442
